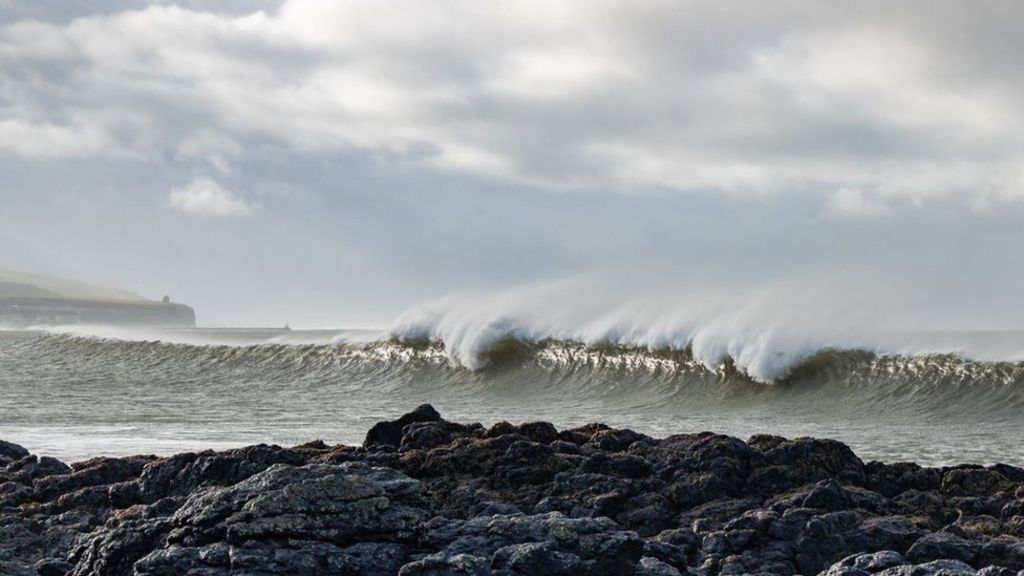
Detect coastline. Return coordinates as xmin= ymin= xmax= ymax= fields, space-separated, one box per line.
xmin=1 ymin=406 xmax=1022 ymax=576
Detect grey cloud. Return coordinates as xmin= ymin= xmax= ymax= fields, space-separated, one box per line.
xmin=2 ymin=1 xmax=1024 ymax=327
xmin=1 ymin=1 xmax=1023 ymax=203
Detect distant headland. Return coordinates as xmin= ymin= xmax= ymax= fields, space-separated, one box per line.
xmin=0 ymin=269 xmax=195 ymax=328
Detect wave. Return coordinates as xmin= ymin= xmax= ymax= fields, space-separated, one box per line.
xmin=4 ymin=326 xmax=1022 ymax=466
xmin=387 ymin=278 xmax=1024 ymax=382
xmin=19 ymin=329 xmax=1024 ymax=393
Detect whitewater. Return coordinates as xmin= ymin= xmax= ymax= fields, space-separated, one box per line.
xmin=1 ymin=319 xmax=1022 ymax=466
xmin=1 ymin=274 xmax=1021 ymax=464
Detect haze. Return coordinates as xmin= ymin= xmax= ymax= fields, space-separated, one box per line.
xmin=2 ymin=1 xmax=1023 ymax=328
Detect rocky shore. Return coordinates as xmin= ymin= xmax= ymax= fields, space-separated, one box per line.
xmin=2 ymin=406 xmax=1023 ymax=576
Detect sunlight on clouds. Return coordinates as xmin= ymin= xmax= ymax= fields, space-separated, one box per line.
xmin=0 ymin=119 xmax=108 ymax=158
xmin=168 ymin=178 xmax=251 ymax=216
xmin=2 ymin=1 xmax=1024 ymax=211
xmin=824 ymin=188 xmax=894 ymax=219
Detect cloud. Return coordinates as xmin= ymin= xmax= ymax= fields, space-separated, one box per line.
xmin=1 ymin=1 xmax=1023 ymax=205
xmin=168 ymin=178 xmax=251 ymax=216
xmin=0 ymin=119 xmax=108 ymax=158
xmin=824 ymin=188 xmax=894 ymax=219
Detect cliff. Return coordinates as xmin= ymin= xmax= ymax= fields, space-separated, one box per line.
xmin=0 ymin=270 xmax=196 ymax=328
xmin=0 ymin=297 xmax=195 ymax=328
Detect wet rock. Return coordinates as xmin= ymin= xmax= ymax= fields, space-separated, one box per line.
xmin=421 ymin=512 xmax=643 ymax=576
xmin=906 ymin=533 xmax=976 ymax=564
xmin=364 ymin=404 xmax=442 ymax=448
xmin=0 ymin=439 xmax=30 ymax=465
xmin=975 ymin=567 xmax=1017 ymax=576
xmin=762 ymin=437 xmax=866 ymax=486
xmin=2 ymin=408 xmax=1024 ymax=576
xmin=639 ymin=555 xmax=687 ymax=576
xmin=585 ymin=428 xmax=651 ymax=452
xmin=942 ymin=468 xmax=1012 ymax=498
xmin=35 ymin=457 xmax=150 ymax=502
xmin=137 ymin=443 xmax=306 ymax=502
xmin=34 ymin=557 xmax=73 ymax=576
xmin=878 ymin=558 xmax=977 ymax=576
xmin=819 ymin=556 xmax=979 ymax=576
xmin=516 ymin=421 xmax=560 ymax=444
xmin=802 ymin=479 xmax=854 ymax=511
xmin=399 ymin=421 xmax=454 ymax=451
xmin=4 ymin=456 xmax=72 ymax=483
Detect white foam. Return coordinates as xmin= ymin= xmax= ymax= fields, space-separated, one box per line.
xmin=390 ymin=273 xmax=1024 ymax=382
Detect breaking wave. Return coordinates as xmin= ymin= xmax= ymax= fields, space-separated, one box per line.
xmin=16 ymin=329 xmax=1024 ymax=419
xmin=6 ymin=320 xmax=1024 ymax=464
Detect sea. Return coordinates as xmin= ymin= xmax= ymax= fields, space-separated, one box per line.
xmin=1 ymin=323 xmax=1023 ymax=466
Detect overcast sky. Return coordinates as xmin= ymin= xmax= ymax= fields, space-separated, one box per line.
xmin=2 ymin=1 xmax=1023 ymax=327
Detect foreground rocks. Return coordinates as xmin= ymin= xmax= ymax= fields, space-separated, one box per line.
xmin=1 ymin=407 xmax=1023 ymax=575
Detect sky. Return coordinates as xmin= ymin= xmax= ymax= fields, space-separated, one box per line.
xmin=1 ymin=1 xmax=1023 ymax=327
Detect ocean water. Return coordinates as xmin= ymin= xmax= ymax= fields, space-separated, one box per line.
xmin=1 ymin=325 xmax=1022 ymax=466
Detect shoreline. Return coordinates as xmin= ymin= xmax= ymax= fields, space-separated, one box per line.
xmin=1 ymin=406 xmax=1022 ymax=576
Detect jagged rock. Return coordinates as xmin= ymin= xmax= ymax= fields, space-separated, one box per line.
xmin=877 ymin=558 xmax=977 ymax=576
xmin=420 ymin=512 xmax=643 ymax=575
xmin=4 ymin=455 xmax=72 ymax=483
xmin=818 ymin=555 xmax=979 ymax=576
xmin=943 ymin=469 xmax=1013 ymax=498
xmin=136 ymin=443 xmax=306 ymax=501
xmin=0 ymin=439 xmax=30 ymax=465
xmin=0 ymin=406 xmax=1022 ymax=576
xmin=638 ymin=555 xmax=687 ymax=576
xmin=906 ymin=533 xmax=976 ymax=564
xmin=364 ymin=404 xmax=442 ymax=448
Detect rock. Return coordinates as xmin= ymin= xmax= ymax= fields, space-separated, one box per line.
xmin=1 ymin=408 xmax=1024 ymax=576
xmin=818 ymin=555 xmax=980 ymax=576
xmin=74 ymin=462 xmax=426 ymax=575
xmin=975 ymin=566 xmax=1017 ymax=576
xmin=399 ymin=421 xmax=454 ymax=451
xmin=877 ymin=559 xmax=977 ymax=576
xmin=35 ymin=456 xmax=151 ymax=502
xmin=0 ymin=439 xmax=30 ymax=464
xmin=34 ymin=557 xmax=73 ymax=576
xmin=803 ymin=478 xmax=853 ymax=511
xmin=3 ymin=456 xmax=71 ymax=484
xmin=516 ymin=421 xmax=559 ymax=444
xmin=942 ymin=468 xmax=1011 ymax=498
xmin=638 ymin=555 xmax=686 ymax=576
xmin=364 ymin=404 xmax=442 ymax=448
xmin=137 ymin=443 xmax=306 ymax=501
xmin=906 ymin=532 xmax=976 ymax=564
xmin=421 ymin=512 xmax=643 ymax=576
xmin=840 ymin=550 xmax=908 ymax=572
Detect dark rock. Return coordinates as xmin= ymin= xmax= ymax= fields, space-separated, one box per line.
xmin=639 ymin=555 xmax=687 ymax=576
xmin=802 ymin=479 xmax=854 ymax=511
xmin=4 ymin=456 xmax=71 ymax=483
xmin=585 ymin=428 xmax=650 ymax=452
xmin=34 ymin=557 xmax=73 ymax=576
xmin=942 ymin=468 xmax=1012 ymax=498
xmin=976 ymin=567 xmax=1017 ymax=576
xmin=363 ymin=404 xmax=441 ymax=448
xmin=422 ymin=512 xmax=643 ymax=576
xmin=879 ymin=559 xmax=976 ymax=575
xmin=763 ymin=437 xmax=866 ymax=486
xmin=0 ymin=439 xmax=30 ymax=464
xmin=35 ymin=456 xmax=151 ymax=502
xmin=399 ymin=421 xmax=454 ymax=451
xmin=516 ymin=421 xmax=559 ymax=444
xmin=1 ymin=408 xmax=1023 ymax=576
xmin=137 ymin=443 xmax=306 ymax=502
xmin=906 ymin=532 xmax=976 ymax=564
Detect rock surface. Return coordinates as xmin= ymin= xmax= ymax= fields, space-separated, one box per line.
xmin=2 ymin=407 xmax=1023 ymax=575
